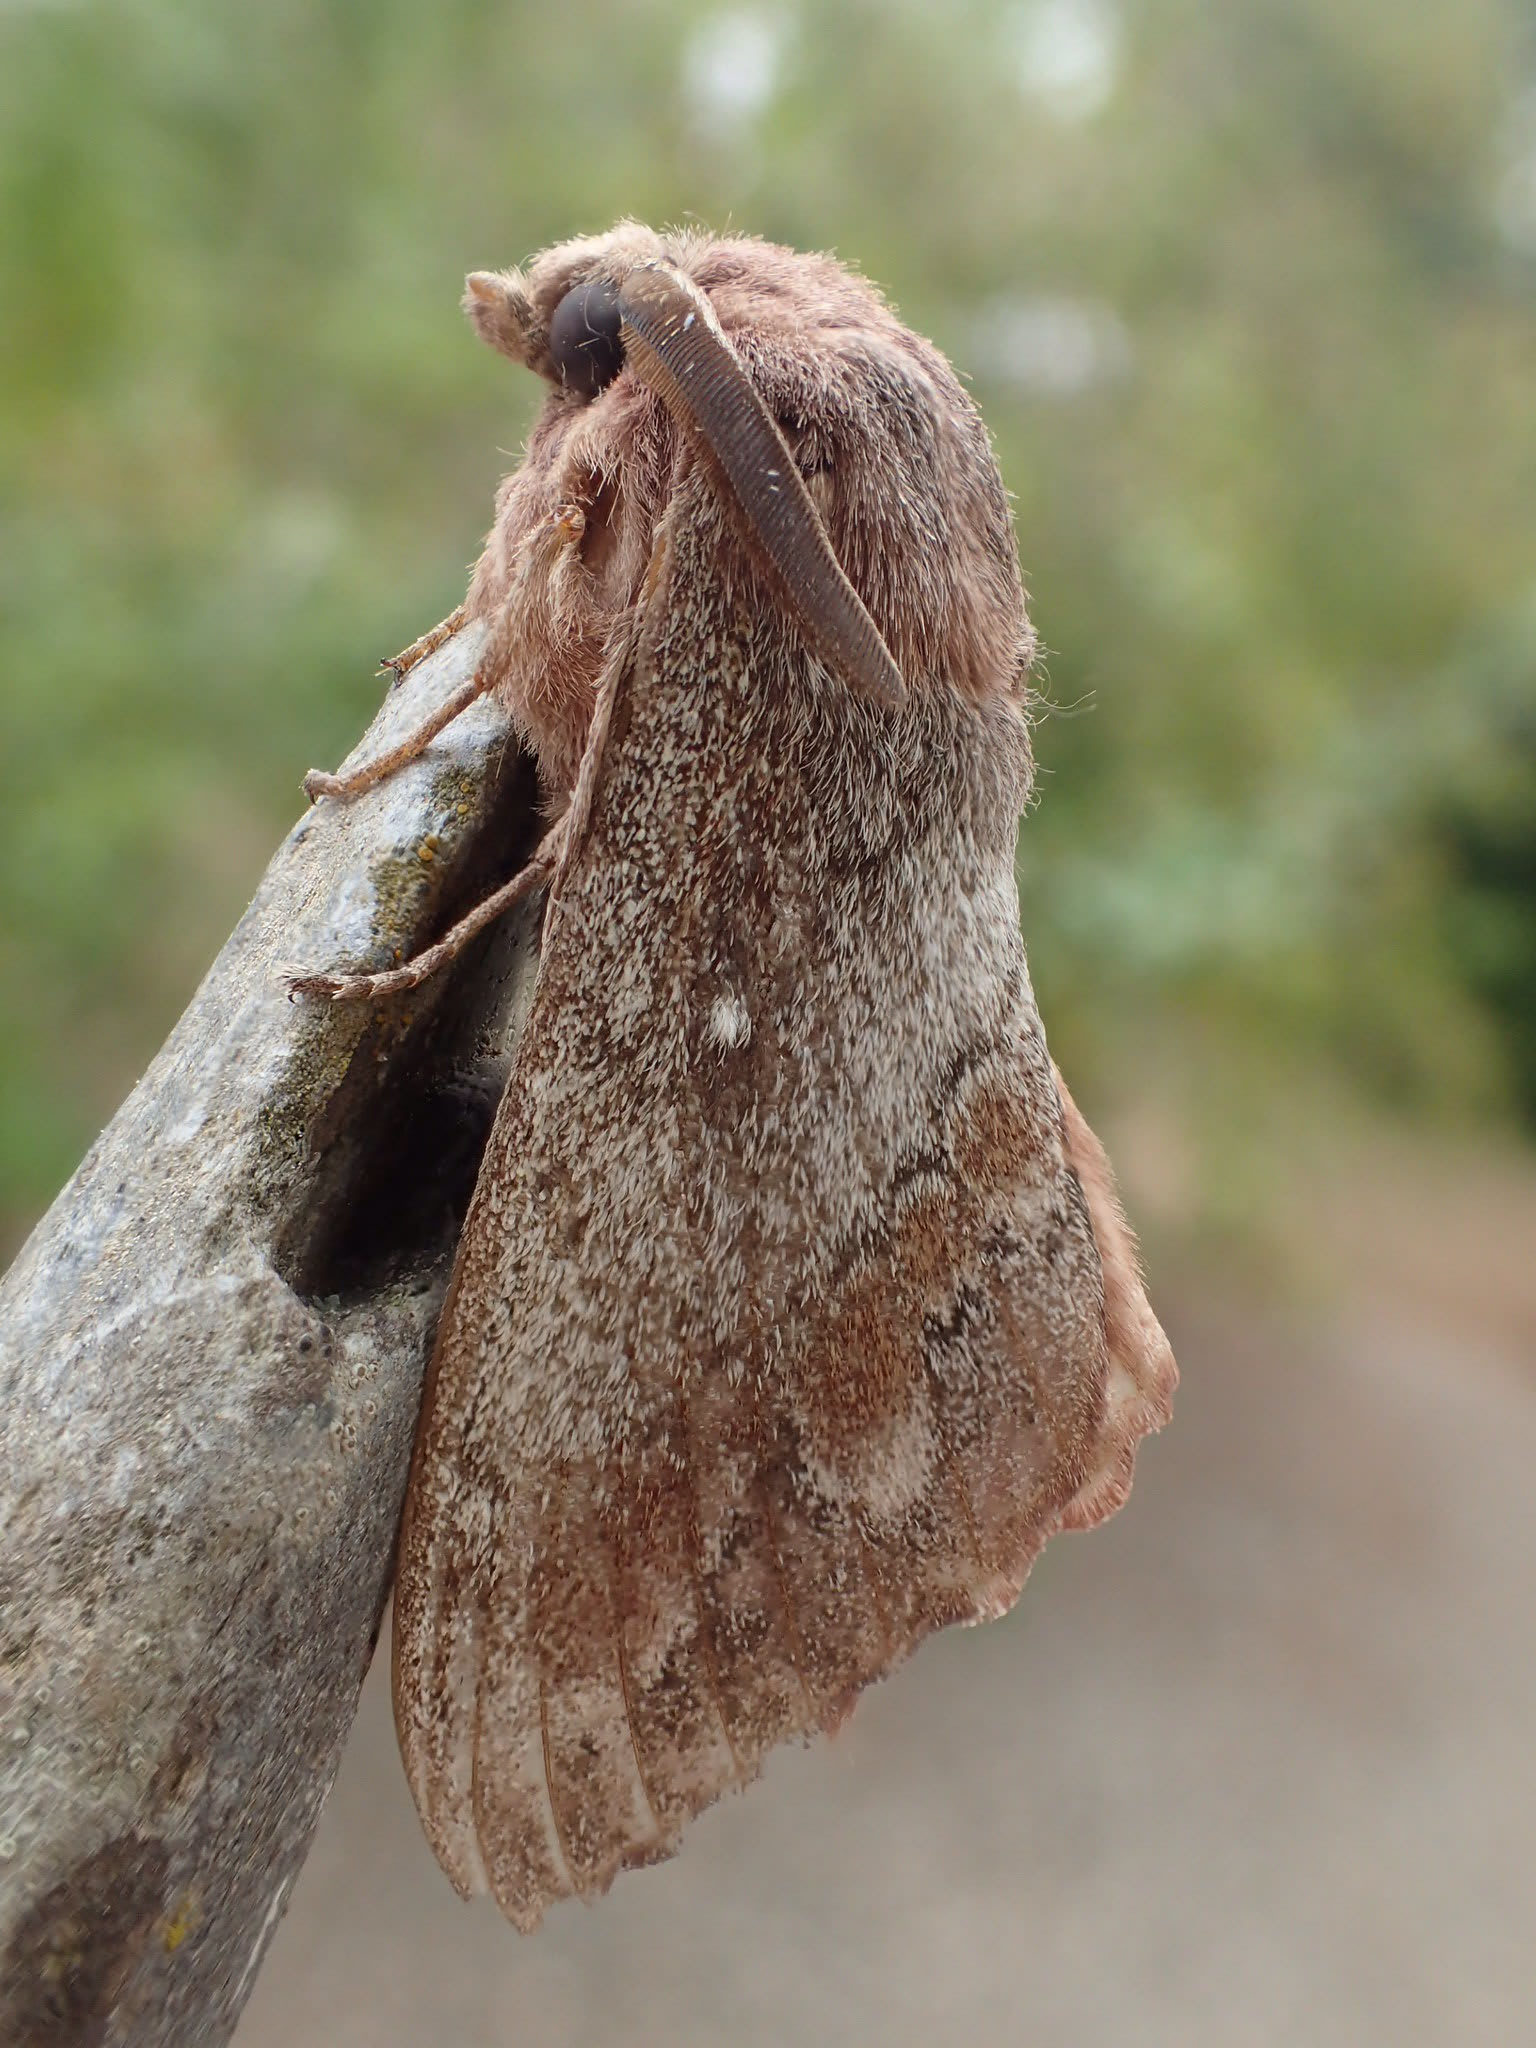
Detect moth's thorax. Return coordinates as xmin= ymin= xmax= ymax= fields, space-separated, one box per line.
xmin=463 ymin=225 xmax=1034 ymax=798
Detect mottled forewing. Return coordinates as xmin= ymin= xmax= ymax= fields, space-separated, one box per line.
xmin=393 ymin=478 xmax=1148 ymax=1929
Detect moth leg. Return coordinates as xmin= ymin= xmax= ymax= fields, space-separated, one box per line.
xmin=303 ymin=668 xmax=491 ymax=804
xmin=380 ymin=601 xmax=469 ymax=687
xmin=288 ymin=827 xmax=561 ymax=1004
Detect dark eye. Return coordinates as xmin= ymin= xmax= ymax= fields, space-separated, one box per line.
xmin=548 ymin=279 xmax=624 ymax=398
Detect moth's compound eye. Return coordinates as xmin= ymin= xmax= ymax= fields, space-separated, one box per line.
xmin=548 ymin=279 xmax=624 ymax=398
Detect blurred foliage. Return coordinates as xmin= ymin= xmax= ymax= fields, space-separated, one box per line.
xmin=2 ymin=0 xmax=1535 ymax=1256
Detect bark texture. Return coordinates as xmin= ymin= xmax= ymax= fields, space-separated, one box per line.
xmin=0 ymin=625 xmax=540 ymax=2046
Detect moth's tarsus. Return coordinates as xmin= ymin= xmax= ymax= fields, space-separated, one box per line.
xmin=295 ymin=832 xmax=559 ymax=1006
xmin=305 ymin=603 xmax=477 ymax=803
xmin=383 ymin=602 xmax=470 ymax=687
xmin=286 ymin=971 xmax=351 ymax=1003
xmin=303 ymin=669 xmax=490 ymax=809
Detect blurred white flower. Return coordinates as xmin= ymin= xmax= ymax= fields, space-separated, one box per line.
xmin=1006 ymin=0 xmax=1121 ymax=124
xmin=682 ymin=9 xmax=785 ymax=143
xmin=963 ymin=292 xmax=1133 ymax=399
xmin=1493 ymin=86 xmax=1536 ymax=254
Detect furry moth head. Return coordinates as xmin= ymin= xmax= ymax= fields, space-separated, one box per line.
xmin=459 ymin=222 xmax=1031 ymax=789
xmin=389 ymin=224 xmax=1177 ymax=1931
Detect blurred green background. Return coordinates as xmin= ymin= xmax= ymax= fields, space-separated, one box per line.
xmin=4 ymin=0 xmax=1535 ymax=1264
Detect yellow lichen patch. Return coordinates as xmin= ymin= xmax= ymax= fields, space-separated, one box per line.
xmin=162 ymin=1892 xmax=200 ymax=1952
xmin=416 ymin=834 xmax=440 ymax=865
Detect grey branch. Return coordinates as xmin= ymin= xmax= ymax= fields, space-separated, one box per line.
xmin=0 ymin=626 xmax=541 ymax=2047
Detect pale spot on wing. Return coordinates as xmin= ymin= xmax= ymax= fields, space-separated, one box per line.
xmin=706 ymin=990 xmax=752 ymax=1050
xmin=807 ymin=1394 xmax=938 ymax=1529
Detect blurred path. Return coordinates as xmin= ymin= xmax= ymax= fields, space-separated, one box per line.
xmin=238 ymin=1280 xmax=1536 ymax=2047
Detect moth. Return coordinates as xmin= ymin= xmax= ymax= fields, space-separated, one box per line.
xmin=297 ymin=223 xmax=1177 ymax=1931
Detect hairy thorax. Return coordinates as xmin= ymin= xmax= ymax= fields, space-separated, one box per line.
xmin=461 ymin=224 xmax=1034 ymax=800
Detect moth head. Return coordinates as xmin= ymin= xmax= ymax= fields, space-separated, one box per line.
xmin=463 ymin=226 xmax=1028 ymax=790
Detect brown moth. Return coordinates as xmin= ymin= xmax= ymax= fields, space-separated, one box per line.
xmin=297 ymin=222 xmax=1177 ymax=1931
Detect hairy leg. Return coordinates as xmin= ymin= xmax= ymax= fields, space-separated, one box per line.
xmin=382 ymin=602 xmax=469 ymax=686
xmin=303 ymin=670 xmax=491 ymax=804
xmin=288 ymin=824 xmax=563 ymax=1004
